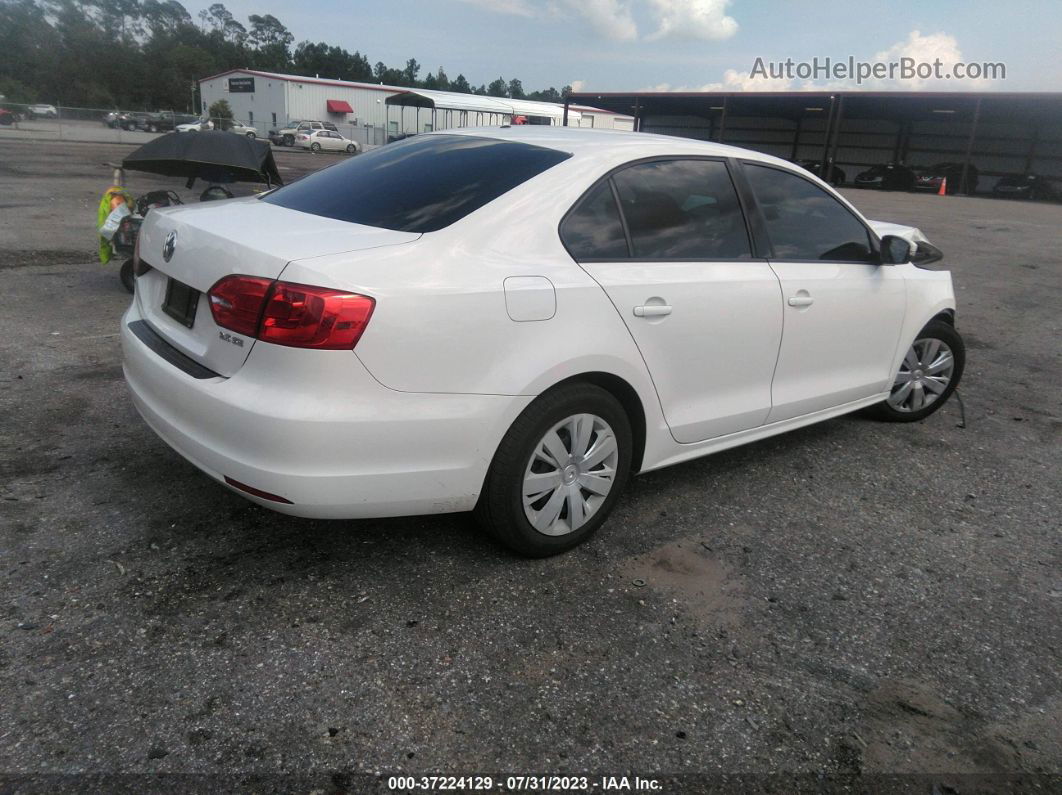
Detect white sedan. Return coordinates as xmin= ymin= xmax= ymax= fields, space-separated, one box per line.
xmin=176 ymin=118 xmax=213 ymax=132
xmin=295 ymin=128 xmax=361 ymax=154
xmin=122 ymin=128 xmax=964 ymax=556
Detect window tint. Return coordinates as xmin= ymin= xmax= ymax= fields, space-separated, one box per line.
xmin=611 ymin=160 xmax=751 ymax=259
xmin=262 ymin=135 xmax=571 ymax=233
xmin=560 ymin=182 xmax=629 ymax=260
xmin=745 ymin=164 xmax=874 ymax=262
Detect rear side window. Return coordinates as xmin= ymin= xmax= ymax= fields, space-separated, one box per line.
xmin=262 ymin=135 xmax=571 ymax=233
xmin=560 ymin=182 xmax=629 ymax=260
xmin=744 ymin=163 xmax=874 ymax=262
xmin=611 ymin=159 xmax=751 ymax=260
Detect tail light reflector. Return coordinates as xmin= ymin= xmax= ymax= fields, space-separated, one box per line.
xmin=224 ymin=476 xmax=293 ymax=504
xmin=207 ymin=275 xmax=375 ymax=350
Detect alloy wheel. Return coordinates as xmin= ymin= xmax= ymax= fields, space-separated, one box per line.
xmin=522 ymin=413 xmax=619 ymax=537
xmin=888 ymin=337 xmax=955 ymax=412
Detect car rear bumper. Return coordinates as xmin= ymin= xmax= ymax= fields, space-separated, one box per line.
xmin=121 ymin=301 xmax=531 ymax=519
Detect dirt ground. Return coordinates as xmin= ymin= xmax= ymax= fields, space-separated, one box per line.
xmin=0 ymin=138 xmax=1059 ymax=792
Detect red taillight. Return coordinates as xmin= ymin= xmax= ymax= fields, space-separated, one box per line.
xmin=207 ymin=275 xmax=375 ymax=350
xmin=208 ymin=275 xmax=273 ymax=336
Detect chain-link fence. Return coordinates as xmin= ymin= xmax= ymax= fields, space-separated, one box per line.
xmin=0 ymin=103 xmax=385 ymax=151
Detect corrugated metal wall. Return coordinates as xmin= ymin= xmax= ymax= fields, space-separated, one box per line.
xmin=642 ymin=113 xmax=1062 ymax=184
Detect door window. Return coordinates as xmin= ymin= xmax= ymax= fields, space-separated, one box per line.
xmin=611 ymin=160 xmax=751 ymax=260
xmin=560 ymin=182 xmax=629 ymax=261
xmin=744 ymin=164 xmax=875 ymax=262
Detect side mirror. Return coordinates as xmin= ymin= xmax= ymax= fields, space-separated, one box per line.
xmin=910 ymin=240 xmax=944 ymax=267
xmin=879 ymin=234 xmax=912 ymax=265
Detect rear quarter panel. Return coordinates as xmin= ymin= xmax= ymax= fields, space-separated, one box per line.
xmin=277 ymin=154 xmax=673 ymax=466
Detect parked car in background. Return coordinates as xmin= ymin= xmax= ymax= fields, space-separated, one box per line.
xmin=27 ymin=104 xmax=58 ymax=119
xmin=143 ymin=112 xmax=200 ymax=132
xmin=914 ymin=163 xmax=978 ymax=195
xmin=793 ymin=159 xmax=846 ymax=186
xmin=991 ymin=173 xmax=1061 ymax=201
xmin=176 ymin=118 xmax=214 ymax=132
xmin=102 ymin=111 xmax=151 ymax=130
xmin=275 ymin=120 xmax=338 ymax=146
xmin=124 ymin=128 xmax=963 ymax=557
xmin=0 ymin=108 xmax=16 ymax=126
xmin=854 ymin=163 xmax=917 ymax=191
xmin=295 ymin=129 xmax=360 ymax=154
xmin=224 ymin=120 xmax=258 ymax=138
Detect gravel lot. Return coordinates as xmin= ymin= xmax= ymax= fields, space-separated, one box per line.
xmin=0 ymin=138 xmax=1059 ymax=792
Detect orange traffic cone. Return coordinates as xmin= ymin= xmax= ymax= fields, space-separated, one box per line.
xmin=938 ymin=177 xmax=947 ymax=196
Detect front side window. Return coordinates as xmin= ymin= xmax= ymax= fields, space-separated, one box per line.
xmin=744 ymin=163 xmax=875 ymax=262
xmin=560 ymin=182 xmax=629 ymax=260
xmin=611 ymin=159 xmax=751 ymax=260
xmin=262 ymin=134 xmax=571 ymax=233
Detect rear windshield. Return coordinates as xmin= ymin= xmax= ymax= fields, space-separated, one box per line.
xmin=262 ymin=134 xmax=571 ymax=233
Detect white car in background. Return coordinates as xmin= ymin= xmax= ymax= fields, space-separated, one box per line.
xmin=176 ymin=118 xmax=213 ymax=132
xmin=27 ymin=103 xmax=58 ymax=118
xmin=295 ymin=128 xmax=360 ymax=154
xmin=123 ymin=128 xmax=964 ymax=557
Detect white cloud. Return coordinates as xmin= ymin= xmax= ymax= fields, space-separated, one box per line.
xmin=646 ymin=0 xmax=738 ymax=41
xmin=648 ymin=29 xmax=994 ymax=94
xmin=456 ymin=0 xmax=535 ymax=16
xmin=555 ymin=0 xmax=638 ymax=42
xmin=862 ymin=29 xmax=991 ymax=90
xmin=645 ymin=68 xmax=801 ymax=92
xmin=570 ymin=79 xmax=587 ymax=93
xmin=457 ymin=0 xmax=637 ymax=40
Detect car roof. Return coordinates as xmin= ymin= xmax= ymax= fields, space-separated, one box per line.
xmin=439 ymin=125 xmax=799 ymax=169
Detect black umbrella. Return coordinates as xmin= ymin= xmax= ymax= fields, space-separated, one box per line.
xmin=122 ymin=130 xmax=283 ymax=187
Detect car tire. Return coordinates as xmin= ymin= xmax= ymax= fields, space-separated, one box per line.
xmin=310 ymin=142 xmax=321 ymax=153
xmin=867 ymin=319 xmax=965 ymax=423
xmin=119 ymin=258 xmax=135 ymax=294
xmin=246 ymin=132 xmax=255 ymax=139
xmin=283 ymin=135 xmax=294 ymax=146
xmin=475 ymin=382 xmax=633 ymax=557
xmin=346 ymin=144 xmax=357 ymax=154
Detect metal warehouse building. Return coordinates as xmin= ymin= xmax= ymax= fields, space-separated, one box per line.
xmin=198 ymin=69 xmax=632 ymax=146
xmin=565 ymin=90 xmax=1062 ymax=192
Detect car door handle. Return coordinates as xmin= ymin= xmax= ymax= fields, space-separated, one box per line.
xmin=787 ymin=295 xmax=815 ymax=307
xmin=633 ymin=305 xmax=672 ymax=317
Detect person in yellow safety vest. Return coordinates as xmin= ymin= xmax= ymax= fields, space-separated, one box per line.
xmin=97 ymin=186 xmax=134 ymax=263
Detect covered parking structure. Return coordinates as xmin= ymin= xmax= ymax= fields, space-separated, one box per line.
xmin=385 ymin=90 xmax=580 ymax=133
xmin=563 ymin=91 xmax=1062 ymax=192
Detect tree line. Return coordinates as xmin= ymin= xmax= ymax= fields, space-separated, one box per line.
xmin=0 ymin=1 xmax=574 ymax=111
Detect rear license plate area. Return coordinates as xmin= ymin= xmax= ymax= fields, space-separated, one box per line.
xmin=162 ymin=278 xmax=200 ymax=328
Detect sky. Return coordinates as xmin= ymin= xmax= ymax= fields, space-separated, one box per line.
xmin=206 ymin=0 xmax=1062 ymax=93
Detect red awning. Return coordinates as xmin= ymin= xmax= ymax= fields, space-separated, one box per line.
xmin=326 ymin=99 xmax=354 ymax=113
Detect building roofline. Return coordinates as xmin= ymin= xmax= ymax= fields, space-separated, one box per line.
xmin=197 ymin=68 xmax=401 ymax=93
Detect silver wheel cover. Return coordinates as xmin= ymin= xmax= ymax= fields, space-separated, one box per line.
xmin=522 ymin=413 xmax=619 ymax=536
xmin=888 ymin=336 xmax=955 ymax=412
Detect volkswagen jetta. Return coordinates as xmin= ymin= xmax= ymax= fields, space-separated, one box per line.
xmin=122 ymin=128 xmax=965 ymax=556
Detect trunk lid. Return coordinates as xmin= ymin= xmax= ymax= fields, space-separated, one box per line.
xmin=134 ymin=197 xmax=419 ymax=377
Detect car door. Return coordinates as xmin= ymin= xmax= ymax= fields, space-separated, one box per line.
xmin=739 ymin=161 xmax=906 ymax=422
xmin=566 ymin=158 xmax=784 ymax=443
xmin=326 ymin=132 xmax=344 ymax=151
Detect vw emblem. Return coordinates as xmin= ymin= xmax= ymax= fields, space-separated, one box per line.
xmin=162 ymin=231 xmax=177 ymax=263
